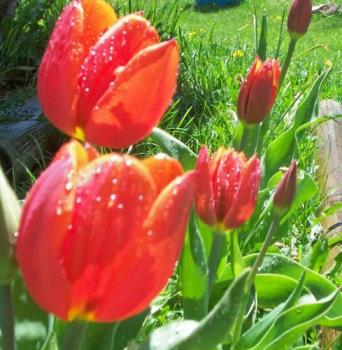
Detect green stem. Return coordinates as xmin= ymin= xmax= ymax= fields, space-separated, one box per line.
xmin=232 ymin=215 xmax=280 ymax=347
xmin=279 ymin=38 xmax=297 ymax=88
xmin=239 ymin=125 xmax=260 ymax=157
xmin=61 ymin=321 xmax=88 ymax=350
xmin=247 ymin=214 xmax=280 ymax=289
xmin=0 ymin=284 xmax=16 ymax=350
xmin=230 ymin=230 xmax=243 ymax=278
xmin=208 ymin=232 xmax=225 ymax=293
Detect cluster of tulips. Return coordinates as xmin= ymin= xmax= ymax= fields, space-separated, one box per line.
xmin=0 ymin=0 xmax=320 ymax=349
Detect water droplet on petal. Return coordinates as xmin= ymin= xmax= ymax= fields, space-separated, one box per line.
xmin=56 ymin=207 xmax=62 ymax=216
xmin=67 ymin=224 xmax=73 ymax=231
xmin=96 ymin=196 xmax=102 ymax=203
xmin=117 ymin=203 xmax=124 ymax=210
xmin=65 ymin=182 xmax=73 ymax=191
xmin=138 ymin=194 xmax=144 ymax=201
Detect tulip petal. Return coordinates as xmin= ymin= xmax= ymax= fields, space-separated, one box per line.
xmin=142 ymin=153 xmax=183 ymax=195
xmin=246 ymin=60 xmax=278 ymax=121
xmin=92 ymin=171 xmax=196 ymax=321
xmin=17 ymin=141 xmax=96 ymax=319
xmin=61 ymin=154 xmax=157 ymax=319
xmin=37 ymin=2 xmax=85 ymax=135
xmin=81 ymin=0 xmax=117 ymax=55
xmin=195 ymin=146 xmax=217 ymax=225
xmin=77 ymin=15 xmax=159 ymax=125
xmin=85 ymin=39 xmax=179 ymax=148
xmin=213 ymin=151 xmax=244 ymax=221
xmin=223 ymin=155 xmax=261 ymax=228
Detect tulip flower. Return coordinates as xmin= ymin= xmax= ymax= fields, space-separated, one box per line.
xmin=16 ymin=141 xmax=195 ymax=322
xmin=195 ymin=146 xmax=261 ymax=230
xmin=237 ymin=57 xmax=280 ymax=125
xmin=38 ymin=0 xmax=179 ymax=149
xmin=288 ymin=0 xmax=312 ymax=40
xmin=273 ymin=160 xmax=297 ymax=214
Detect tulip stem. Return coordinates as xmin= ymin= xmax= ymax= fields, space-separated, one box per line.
xmin=239 ymin=125 xmax=260 ymax=157
xmin=230 ymin=230 xmax=244 ymax=278
xmin=0 ymin=283 xmax=16 ymax=350
xmin=208 ymin=232 xmax=225 ymax=294
xmin=279 ymin=38 xmax=297 ymax=88
xmin=61 ymin=321 xmax=88 ymax=350
xmin=231 ymin=214 xmax=280 ymax=347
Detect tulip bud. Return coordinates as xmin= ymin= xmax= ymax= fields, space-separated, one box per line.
xmin=0 ymin=167 xmax=20 ymax=283
xmin=287 ymin=0 xmax=312 ymax=40
xmin=195 ymin=146 xmax=261 ymax=230
xmin=237 ymin=57 xmax=280 ymax=125
xmin=273 ymin=160 xmax=297 ymax=214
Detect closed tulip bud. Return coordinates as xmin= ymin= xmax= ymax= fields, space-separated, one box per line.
xmin=237 ymin=57 xmax=280 ymax=125
xmin=17 ymin=141 xmax=195 ymax=322
xmin=273 ymin=160 xmax=297 ymax=213
xmin=195 ymin=146 xmax=261 ymax=230
xmin=287 ymin=0 xmax=312 ymax=39
xmin=0 ymin=167 xmax=20 ymax=283
xmin=38 ymin=0 xmax=179 ymax=149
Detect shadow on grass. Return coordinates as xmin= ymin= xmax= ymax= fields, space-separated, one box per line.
xmin=194 ymin=1 xmax=244 ymax=14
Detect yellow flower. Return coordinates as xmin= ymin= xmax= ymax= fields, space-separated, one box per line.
xmin=232 ymin=50 xmax=244 ymax=58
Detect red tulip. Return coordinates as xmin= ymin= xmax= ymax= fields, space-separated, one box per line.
xmin=38 ymin=0 xmax=179 ymax=149
xmin=17 ymin=141 xmax=195 ymax=322
xmin=237 ymin=57 xmax=280 ymax=125
xmin=288 ymin=0 xmax=312 ymax=39
xmin=195 ymin=146 xmax=261 ymax=229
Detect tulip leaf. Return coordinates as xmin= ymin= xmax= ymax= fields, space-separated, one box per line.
xmin=81 ymin=323 xmax=117 ymax=350
xmin=150 ymin=128 xmax=196 ymax=170
xmin=180 ymin=212 xmax=209 ymax=320
xmin=138 ymin=270 xmax=250 ymax=350
xmin=249 ymin=289 xmax=339 ymax=350
xmin=112 ymin=309 xmax=150 ymax=350
xmin=257 ymin=13 xmax=268 ymax=61
xmin=263 ymin=69 xmax=331 ymax=184
xmin=231 ymin=122 xmax=244 ymax=150
xmin=0 ymin=166 xmax=21 ymax=283
xmin=235 ymin=272 xmax=307 ymax=350
xmin=215 ymin=254 xmax=342 ymax=329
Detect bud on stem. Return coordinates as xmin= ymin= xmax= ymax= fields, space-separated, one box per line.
xmin=273 ymin=160 xmax=297 ymax=214
xmin=288 ymin=0 xmax=312 ymax=40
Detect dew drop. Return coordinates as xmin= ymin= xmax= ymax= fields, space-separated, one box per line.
xmin=84 ymin=87 xmax=90 ymax=93
xmin=76 ymin=197 xmax=82 ymax=204
xmin=117 ymin=203 xmax=124 ymax=210
xmin=110 ymin=194 xmax=117 ymax=201
xmin=112 ymin=178 xmax=118 ymax=185
xmin=96 ymin=196 xmax=102 ymax=203
xmin=125 ymin=159 xmax=132 ymax=167
xmin=56 ymin=207 xmax=62 ymax=216
xmin=65 ymin=181 xmax=73 ymax=191
xmin=172 ymin=188 xmax=178 ymax=195
xmin=67 ymin=224 xmax=73 ymax=231
xmin=138 ymin=194 xmax=144 ymax=201
xmin=147 ymin=229 xmax=153 ymax=237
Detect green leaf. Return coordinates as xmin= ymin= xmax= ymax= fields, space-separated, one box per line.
xmin=0 ymin=166 xmax=21 ymax=283
xmin=150 ymin=128 xmax=196 ymax=170
xmin=180 ymin=212 xmax=209 ymax=320
xmin=112 ymin=309 xmax=149 ymax=350
xmin=215 ymin=254 xmax=342 ymax=329
xmin=245 ymin=254 xmax=342 ymax=328
xmin=257 ymin=13 xmax=268 ymax=61
xmin=82 ymin=323 xmax=117 ymax=350
xmin=252 ymin=289 xmax=339 ymax=350
xmin=300 ymin=237 xmax=329 ymax=272
xmin=236 ymin=273 xmax=307 ymax=349
xmin=138 ymin=270 xmax=250 ymax=350
xmin=263 ymin=69 xmax=331 ymax=184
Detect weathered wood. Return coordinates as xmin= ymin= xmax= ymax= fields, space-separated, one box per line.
xmin=317 ymin=99 xmax=342 ymax=350
xmin=0 ymin=120 xmax=62 ymax=183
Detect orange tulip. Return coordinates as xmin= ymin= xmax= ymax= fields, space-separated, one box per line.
xmin=38 ymin=0 xmax=179 ymax=148
xmin=17 ymin=141 xmax=195 ymax=322
xmin=237 ymin=57 xmax=280 ymax=125
xmin=195 ymin=146 xmax=261 ymax=230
